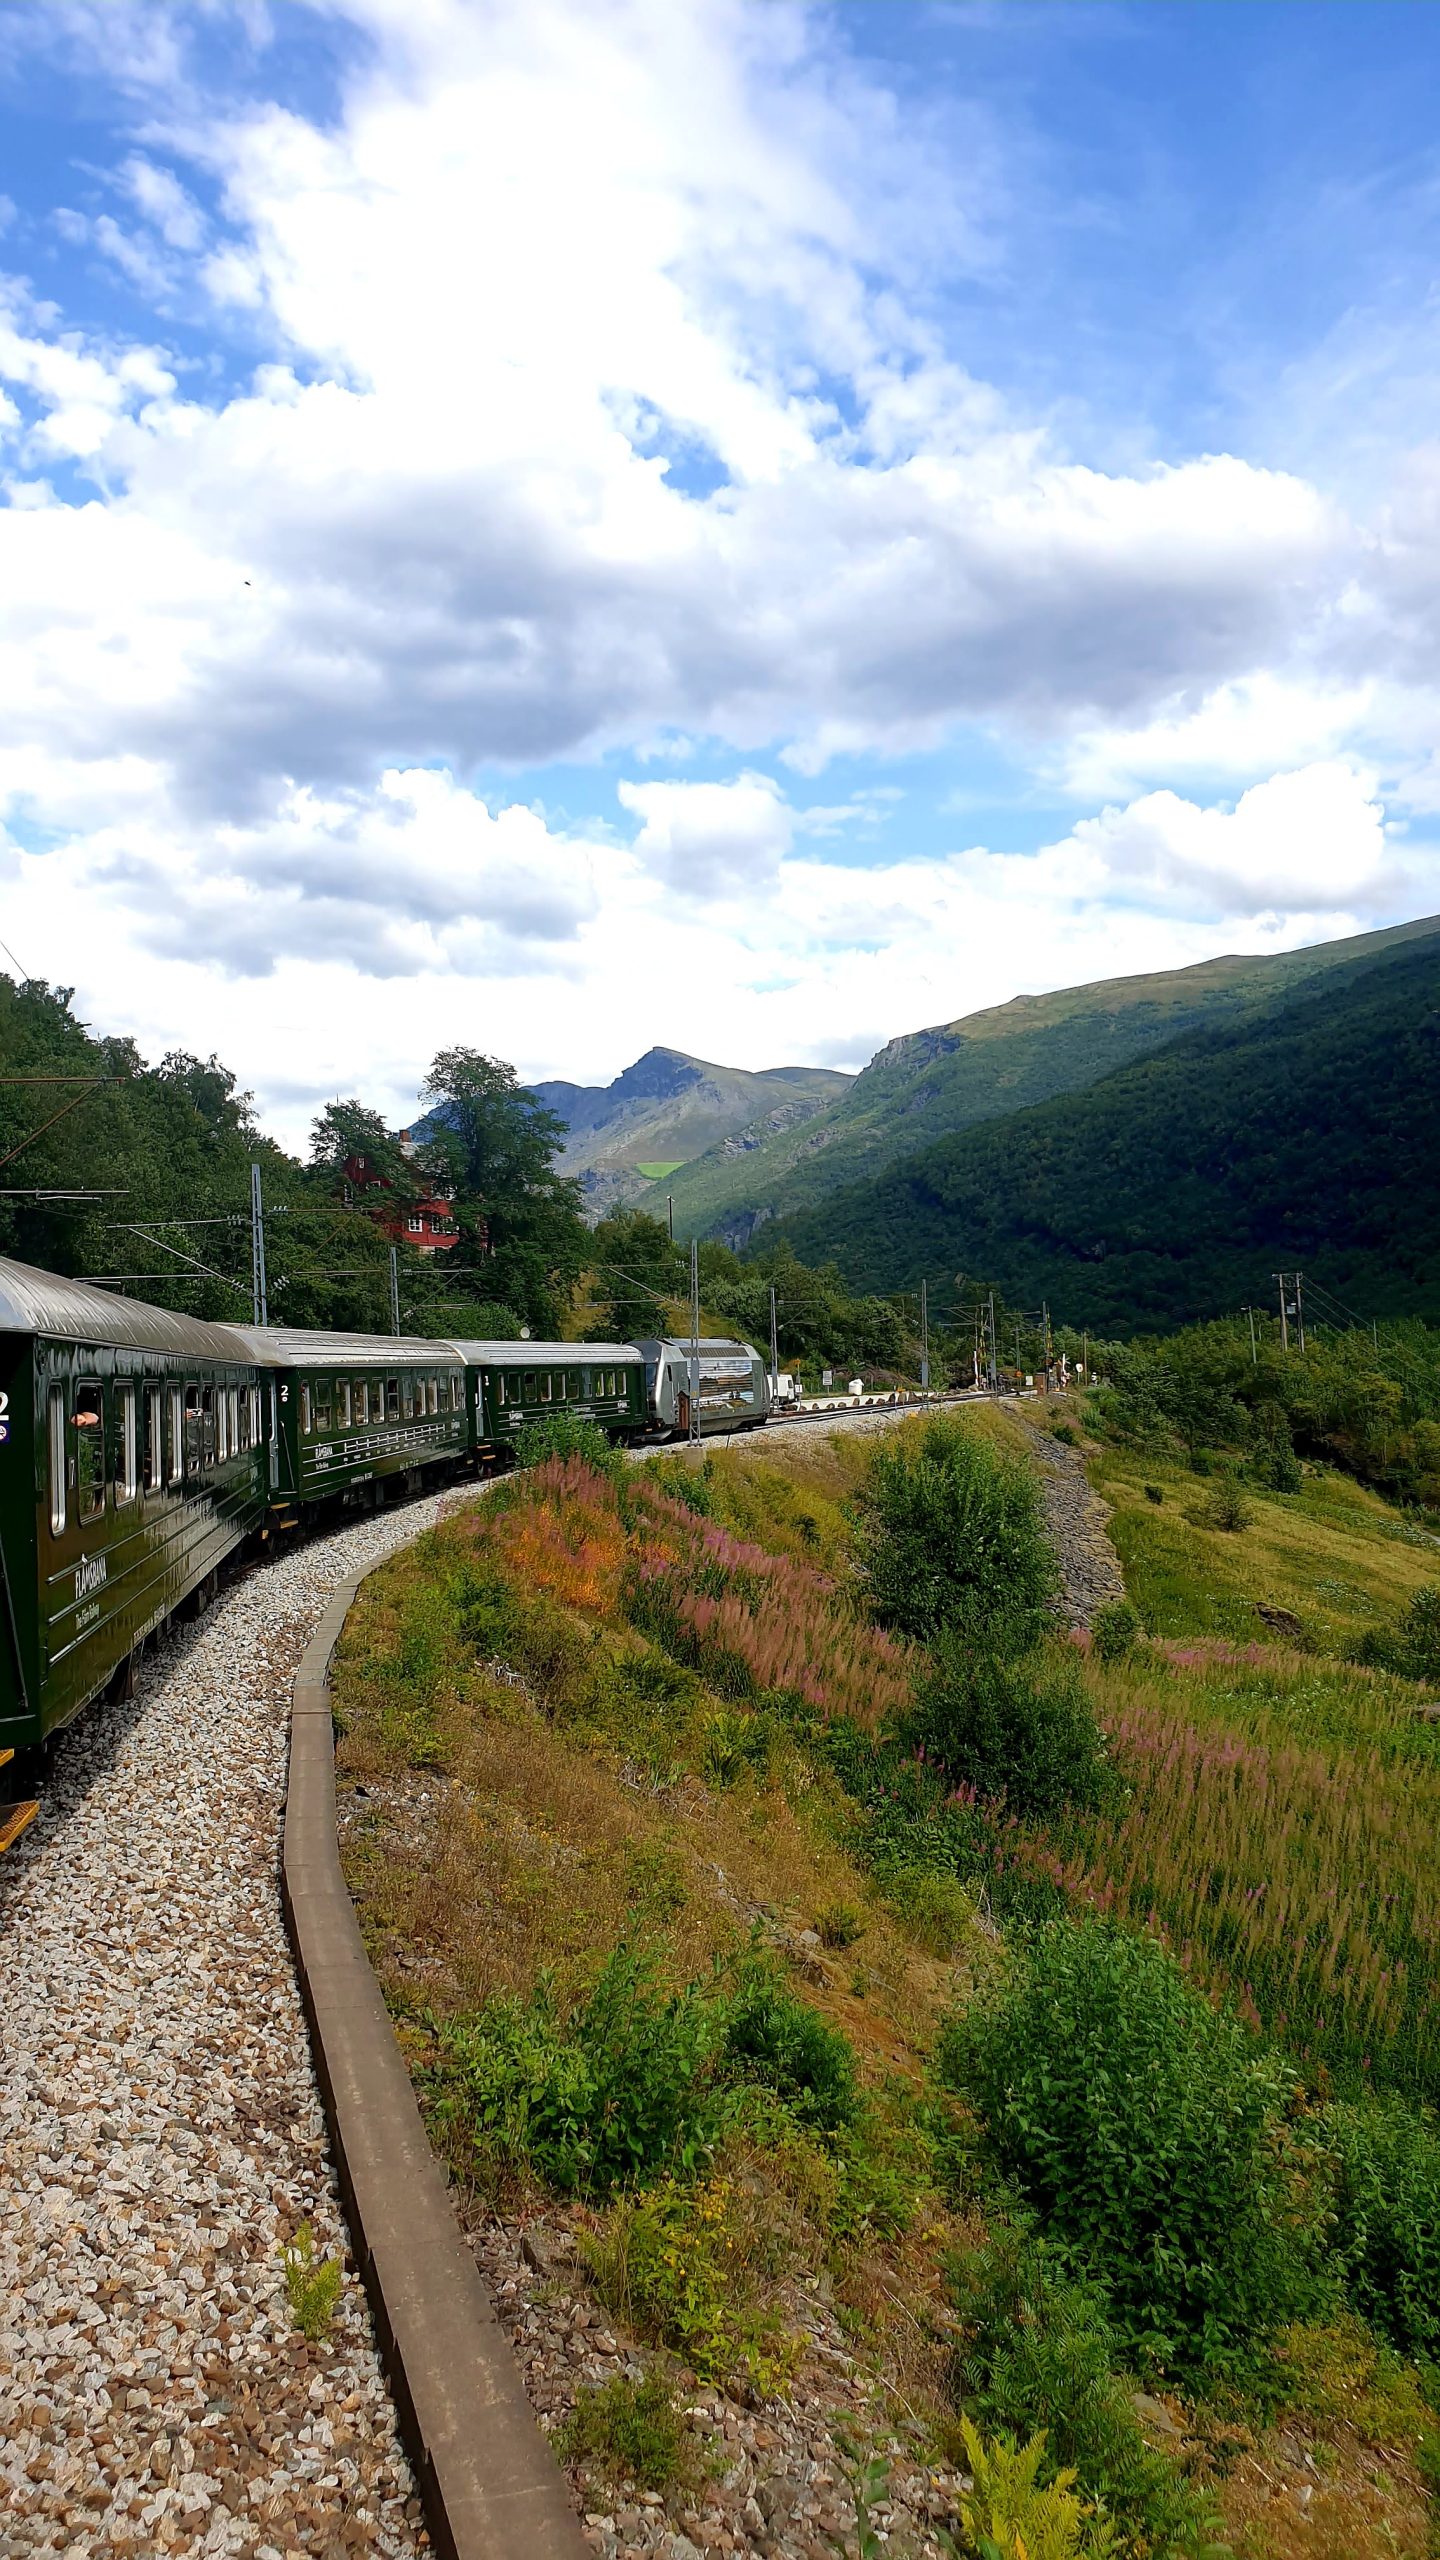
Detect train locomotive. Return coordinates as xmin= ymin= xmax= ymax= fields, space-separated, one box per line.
xmin=0 ymin=1252 xmax=768 ymax=1837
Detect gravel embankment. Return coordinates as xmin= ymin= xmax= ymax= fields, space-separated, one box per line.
xmin=1010 ymin=1413 xmax=1128 ymax=1625
xmin=0 ymin=1498 xmax=453 ymax=2560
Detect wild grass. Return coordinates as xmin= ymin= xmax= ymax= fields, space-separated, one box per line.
xmin=1029 ymin=1660 xmax=1440 ymax=2104
xmin=1092 ymin=1445 xmax=1440 ymax=1651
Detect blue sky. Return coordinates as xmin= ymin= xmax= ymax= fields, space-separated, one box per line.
xmin=0 ymin=0 xmax=1438 ymax=1139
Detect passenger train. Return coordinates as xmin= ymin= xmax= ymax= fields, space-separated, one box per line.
xmin=0 ymin=1253 xmax=768 ymax=1842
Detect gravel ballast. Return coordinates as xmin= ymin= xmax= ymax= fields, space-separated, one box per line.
xmin=0 ymin=1498 xmax=455 ymax=2560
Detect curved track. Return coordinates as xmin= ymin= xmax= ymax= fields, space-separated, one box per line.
xmin=0 ymin=1496 xmax=453 ymax=2559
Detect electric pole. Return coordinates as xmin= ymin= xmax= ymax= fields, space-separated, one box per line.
xmin=1245 ymin=1304 xmax=1258 ymax=1364
xmin=667 ymin=1193 xmax=674 ymax=1243
xmin=250 ymin=1161 xmax=268 ymax=1327
xmin=1042 ymin=1300 xmax=1052 ymax=1393
xmin=1295 ymin=1270 xmax=1306 ymax=1354
xmin=390 ymin=1244 xmax=401 ymax=1338
xmin=1276 ymin=1272 xmax=1289 ymax=1353
xmin=919 ymin=1278 xmax=930 ymax=1395
xmin=688 ymin=1236 xmax=701 ymax=1445
xmin=768 ymin=1283 xmax=779 ymax=1397
xmin=989 ymin=1292 xmax=999 ymax=1395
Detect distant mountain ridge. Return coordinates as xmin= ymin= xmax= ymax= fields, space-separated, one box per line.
xmin=768 ymin=928 xmax=1440 ymax=1330
xmin=529 ymin=1045 xmax=852 ymax=1218
xmin=661 ymin=913 xmax=1440 ymax=1244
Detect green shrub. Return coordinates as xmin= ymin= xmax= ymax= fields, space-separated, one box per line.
xmin=908 ymin=1640 xmax=1111 ymax=1820
xmin=1357 ymin=1583 xmax=1440 ymax=1682
xmin=1090 ymin=1600 xmax=1141 ymax=1664
xmin=938 ymin=1918 xmax=1306 ymax=2381
xmin=1201 ymin=1474 xmax=1251 ymax=1532
xmin=948 ymin=2228 xmax=1227 ymax=2556
xmin=433 ymin=1942 xmax=726 ymax=2195
xmin=1256 ymin=1438 xmax=1302 ymax=1494
xmin=879 ymin=1862 xmax=978 ymax=1956
xmin=1050 ymin=1422 xmax=1079 ymax=1449
xmin=557 ymin=2371 xmax=690 ymax=2491
xmin=719 ymin=1954 xmax=858 ymax=2134
xmin=1320 ymin=2095 xmax=1440 ymax=2363
xmin=281 ymin=2224 xmax=343 ymax=2341
xmin=956 ymin=2416 xmax=1121 ymax=2558
xmin=1143 ymin=1484 xmax=1165 ymax=1506
xmin=855 ymin=1419 xmax=1056 ymax=1650
xmin=512 ymin=1410 xmax=624 ymax=1474
xmin=815 ymin=1900 xmax=866 ymax=1949
xmin=587 ymin=2174 xmax=800 ymax=2393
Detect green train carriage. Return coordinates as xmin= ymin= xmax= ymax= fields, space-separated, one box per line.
xmin=450 ymin=1339 xmax=649 ymax=1454
xmin=225 ymin=1326 xmax=468 ymax=1516
xmin=0 ymin=1259 xmax=268 ymax=1833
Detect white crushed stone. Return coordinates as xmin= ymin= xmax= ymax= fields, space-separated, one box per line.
xmin=0 ymin=1495 xmax=454 ymax=2560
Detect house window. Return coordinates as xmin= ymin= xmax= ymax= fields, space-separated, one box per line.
xmin=407 ymin=1215 xmax=423 ymax=1234
xmin=74 ymin=1380 xmax=104 ymax=1520
xmin=116 ymin=1383 xmax=138 ymax=1505
xmin=144 ymin=1385 xmax=163 ymax=1493
xmin=48 ymin=1386 xmax=66 ymax=1536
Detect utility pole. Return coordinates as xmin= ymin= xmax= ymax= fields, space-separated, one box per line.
xmin=1276 ymin=1272 xmax=1290 ymax=1353
xmin=768 ymin=1283 xmax=779 ymax=1397
xmin=688 ymin=1236 xmax=701 ymax=1445
xmin=1042 ymin=1300 xmax=1052 ymax=1393
xmin=1245 ymin=1304 xmax=1258 ymax=1364
xmin=920 ymin=1277 xmax=930 ymax=1395
xmin=1295 ymin=1270 xmax=1306 ymax=1354
xmin=989 ymin=1292 xmax=999 ymax=1395
xmin=667 ymin=1193 xmax=674 ymax=1243
xmin=249 ymin=1161 xmax=268 ymax=1327
xmin=390 ymin=1244 xmax=401 ymax=1338
xmin=1081 ymin=1326 xmax=1088 ymax=1385
xmin=1013 ymin=1319 xmax=1022 ymax=1377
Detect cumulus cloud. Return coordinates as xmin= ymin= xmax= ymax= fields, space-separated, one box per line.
xmin=0 ymin=0 xmax=1356 ymax=822
xmin=0 ymin=0 xmax=1436 ymax=1140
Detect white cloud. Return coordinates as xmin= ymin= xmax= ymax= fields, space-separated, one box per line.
xmin=0 ymin=0 xmax=1436 ymax=1148
xmin=617 ymin=772 xmax=792 ymax=891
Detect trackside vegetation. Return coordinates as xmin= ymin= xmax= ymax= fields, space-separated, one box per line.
xmin=333 ymin=1409 xmax=1440 ymax=2559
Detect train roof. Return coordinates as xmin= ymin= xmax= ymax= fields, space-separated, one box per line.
xmin=638 ymin=1337 xmax=761 ymax=1357
xmin=447 ymin=1339 xmax=641 ymax=1366
xmin=0 ymin=1254 xmax=253 ymax=1358
xmin=222 ymin=1325 xmax=466 ymax=1369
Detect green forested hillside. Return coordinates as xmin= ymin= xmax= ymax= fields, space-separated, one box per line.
xmin=768 ymin=934 xmax=1440 ymax=1329
xmin=664 ymin=912 xmax=1440 ymax=1240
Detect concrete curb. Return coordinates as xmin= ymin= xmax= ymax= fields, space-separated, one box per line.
xmin=282 ymin=1554 xmax=588 ymax=2560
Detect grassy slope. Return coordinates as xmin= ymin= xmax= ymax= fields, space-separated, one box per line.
xmin=662 ymin=914 xmax=1440 ymax=1242
xmin=335 ymin=1421 xmax=1437 ymax=2557
xmin=770 ymin=933 xmax=1440 ymax=1327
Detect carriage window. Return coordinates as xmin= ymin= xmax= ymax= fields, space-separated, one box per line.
xmin=385 ymin=1378 xmax=400 ymax=1422
xmin=570 ymin=1371 xmax=582 ymax=1400
xmin=234 ymin=1385 xmax=247 ymax=1453
xmin=144 ymin=1385 xmax=163 ymax=1493
xmin=337 ymin=1379 xmax=352 ymax=1428
xmin=116 ymin=1383 xmax=138 ymax=1505
xmin=48 ymin=1386 xmax=66 ymax=1536
xmin=523 ymin=1371 xmax=537 ymax=1402
xmin=427 ymin=1377 xmax=439 ymax=1416
xmin=493 ymin=1372 xmax=506 ymax=1406
xmin=300 ymin=1382 xmax=312 ymax=1435
xmin=74 ymin=1380 xmax=104 ymax=1521
xmin=452 ymin=1374 xmax=464 ymax=1411
xmin=216 ymin=1389 xmax=229 ymax=1463
xmin=168 ymin=1385 xmax=184 ymax=1486
xmin=354 ymin=1379 xmax=369 ymax=1426
xmin=314 ymin=1381 xmax=332 ymax=1434
xmin=249 ymin=1385 xmax=262 ymax=1448
xmin=200 ymin=1386 xmax=217 ymax=1471
xmin=228 ymin=1385 xmax=241 ymax=1456
xmin=540 ymin=1371 xmax=552 ymax=1402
